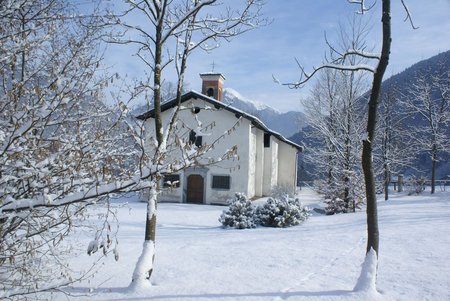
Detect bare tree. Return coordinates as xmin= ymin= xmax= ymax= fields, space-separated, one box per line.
xmin=0 ymin=0 xmax=143 ymax=298
xmin=280 ymin=0 xmax=418 ymax=289
xmin=112 ymin=0 xmax=266 ymax=288
xmin=401 ymin=70 xmax=450 ymax=194
xmin=375 ymin=86 xmax=414 ymax=200
xmin=0 ymin=0 xmax=251 ymax=296
xmin=302 ymin=18 xmax=370 ymax=214
xmin=303 ymin=68 xmax=367 ymax=214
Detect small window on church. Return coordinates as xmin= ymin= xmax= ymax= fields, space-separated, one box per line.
xmin=212 ymin=175 xmax=230 ymax=190
xmin=264 ymin=133 xmax=271 ymax=148
xmin=189 ymin=130 xmax=202 ymax=147
xmin=163 ymin=174 xmax=180 ymax=188
xmin=207 ymin=87 xmax=215 ymax=97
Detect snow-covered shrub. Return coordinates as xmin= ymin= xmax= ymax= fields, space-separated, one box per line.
xmin=219 ymin=193 xmax=256 ymax=229
xmin=324 ymin=197 xmax=347 ymax=215
xmin=256 ymin=196 xmax=310 ymax=228
xmin=408 ymin=176 xmax=426 ymax=195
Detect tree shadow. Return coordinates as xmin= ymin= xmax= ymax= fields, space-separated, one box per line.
xmin=63 ymin=286 xmax=354 ymax=300
xmin=147 ymin=290 xmax=354 ymax=300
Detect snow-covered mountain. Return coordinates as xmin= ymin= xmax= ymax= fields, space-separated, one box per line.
xmin=223 ymin=88 xmax=306 ymax=138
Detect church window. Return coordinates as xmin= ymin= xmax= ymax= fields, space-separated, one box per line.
xmin=212 ymin=175 xmax=231 ymax=190
xmin=163 ymin=174 xmax=180 ymax=188
xmin=189 ymin=130 xmax=202 ymax=147
xmin=264 ymin=133 xmax=271 ymax=148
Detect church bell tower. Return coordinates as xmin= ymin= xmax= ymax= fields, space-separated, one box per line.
xmin=200 ymin=73 xmax=226 ymax=102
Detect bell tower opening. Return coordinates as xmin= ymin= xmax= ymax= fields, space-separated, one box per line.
xmin=200 ymin=73 xmax=226 ymax=102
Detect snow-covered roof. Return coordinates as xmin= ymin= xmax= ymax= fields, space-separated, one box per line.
xmin=199 ymin=72 xmax=226 ymax=79
xmin=137 ymin=91 xmax=303 ymax=152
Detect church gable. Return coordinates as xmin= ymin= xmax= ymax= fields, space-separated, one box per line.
xmin=137 ymin=91 xmax=302 ymax=152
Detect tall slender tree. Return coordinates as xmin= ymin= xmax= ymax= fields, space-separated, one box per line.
xmin=280 ymin=0 xmax=417 ymax=289
xmin=113 ymin=0 xmax=266 ymax=287
xmin=302 ymin=18 xmax=370 ymax=213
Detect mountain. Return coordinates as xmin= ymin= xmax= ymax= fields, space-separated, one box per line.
xmin=380 ymin=50 xmax=450 ymax=178
xmin=223 ymin=88 xmax=307 ymax=138
xmin=381 ymin=50 xmax=449 ymax=95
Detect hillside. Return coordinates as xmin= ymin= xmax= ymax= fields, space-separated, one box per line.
xmin=381 ymin=50 xmax=449 ymax=95
xmin=380 ymin=50 xmax=450 ymax=178
xmin=291 ymin=50 xmax=450 ymax=180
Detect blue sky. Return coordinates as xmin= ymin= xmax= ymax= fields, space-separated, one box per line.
xmin=106 ymin=0 xmax=450 ymax=112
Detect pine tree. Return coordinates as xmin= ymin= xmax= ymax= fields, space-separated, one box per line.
xmin=219 ymin=193 xmax=256 ymax=229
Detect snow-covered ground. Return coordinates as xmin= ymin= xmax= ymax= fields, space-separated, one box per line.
xmin=53 ymin=187 xmax=450 ymax=301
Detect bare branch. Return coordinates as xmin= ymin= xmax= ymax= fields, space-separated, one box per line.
xmin=348 ymin=0 xmax=376 ymax=14
xmin=283 ymin=59 xmax=374 ymax=89
xmin=400 ymin=0 xmax=419 ymax=29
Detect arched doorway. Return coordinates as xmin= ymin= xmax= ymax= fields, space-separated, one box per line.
xmin=186 ymin=174 xmax=204 ymax=204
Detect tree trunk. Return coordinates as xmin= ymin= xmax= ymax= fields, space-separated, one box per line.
xmin=384 ymin=162 xmax=389 ymax=201
xmin=431 ymin=144 xmax=437 ymax=194
xmin=154 ymin=22 xmax=164 ymax=146
xmin=343 ymin=107 xmax=350 ymax=211
xmin=383 ymin=110 xmax=390 ymax=201
xmin=130 ymin=185 xmax=157 ymax=289
xmin=131 ymin=8 xmax=165 ymax=288
xmin=362 ymin=0 xmax=391 ymax=257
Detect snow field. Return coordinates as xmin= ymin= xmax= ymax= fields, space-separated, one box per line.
xmin=56 ymin=188 xmax=450 ymax=301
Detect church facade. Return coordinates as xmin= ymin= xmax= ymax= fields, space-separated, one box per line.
xmin=138 ymin=73 xmax=302 ymax=204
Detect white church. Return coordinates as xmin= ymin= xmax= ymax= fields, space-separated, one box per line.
xmin=138 ymin=73 xmax=302 ymax=205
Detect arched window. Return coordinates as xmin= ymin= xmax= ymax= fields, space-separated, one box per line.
xmin=206 ymin=87 xmax=215 ymax=97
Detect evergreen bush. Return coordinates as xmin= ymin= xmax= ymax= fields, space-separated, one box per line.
xmin=256 ymin=196 xmax=310 ymax=228
xmin=324 ymin=197 xmax=347 ymax=215
xmin=219 ymin=193 xmax=256 ymax=229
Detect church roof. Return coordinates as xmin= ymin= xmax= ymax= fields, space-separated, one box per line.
xmin=137 ymin=91 xmax=303 ymax=152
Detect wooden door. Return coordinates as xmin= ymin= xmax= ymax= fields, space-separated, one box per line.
xmin=187 ymin=175 xmax=204 ymax=204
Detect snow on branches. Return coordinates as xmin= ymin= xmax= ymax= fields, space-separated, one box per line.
xmin=0 ymin=0 xmax=139 ymax=297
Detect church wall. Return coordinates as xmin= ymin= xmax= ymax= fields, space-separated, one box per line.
xmin=277 ymin=140 xmax=298 ymax=194
xmin=144 ymin=97 xmax=251 ymax=204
